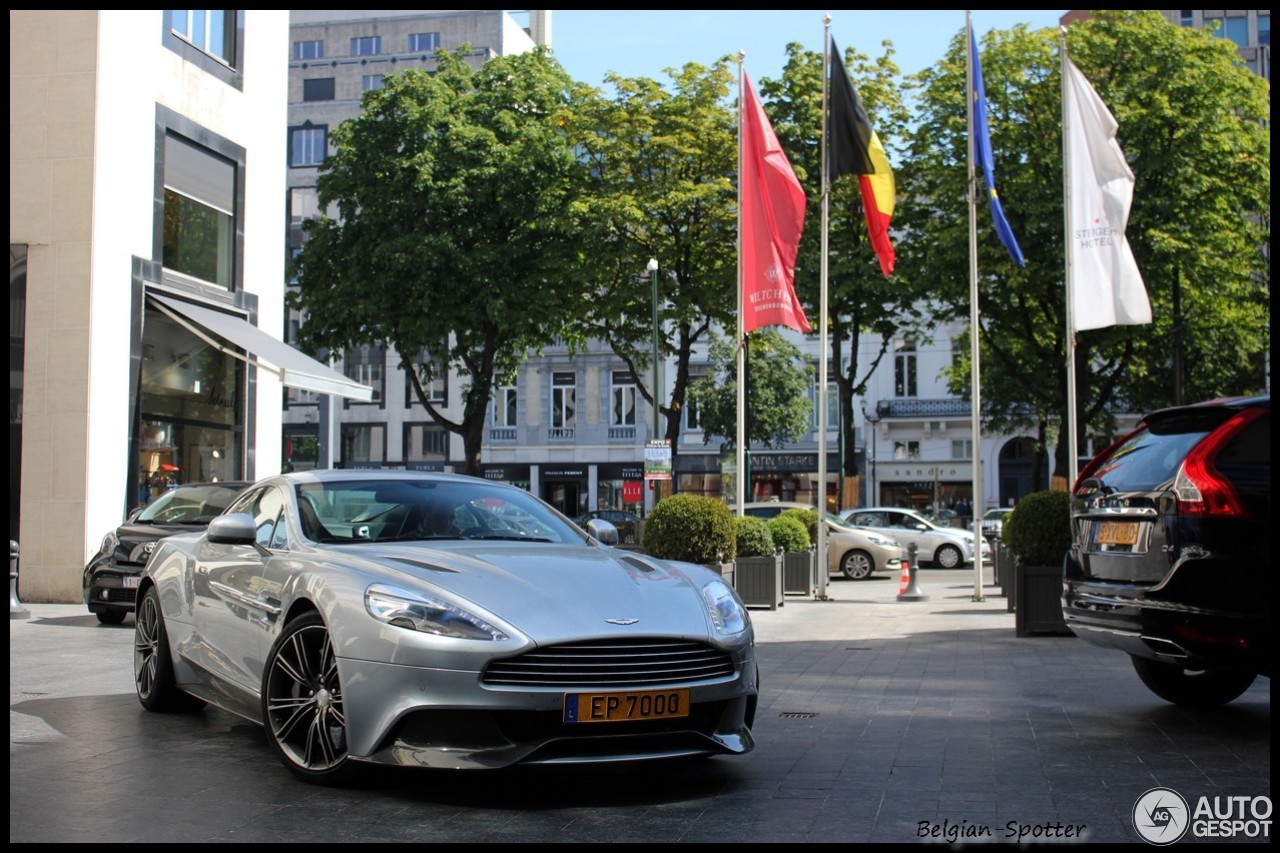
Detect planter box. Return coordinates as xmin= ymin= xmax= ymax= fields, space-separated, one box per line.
xmin=733 ymin=555 xmax=783 ymax=610
xmin=1014 ymin=561 xmax=1072 ymax=637
xmin=782 ymin=551 xmax=814 ymax=596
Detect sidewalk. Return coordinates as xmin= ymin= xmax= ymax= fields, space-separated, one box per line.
xmin=10 ymin=570 xmax=1271 ymax=843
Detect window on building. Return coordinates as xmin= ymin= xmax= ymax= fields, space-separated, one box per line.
xmin=683 ymin=375 xmax=704 ymax=432
xmin=1259 ymin=14 xmax=1270 ymax=46
xmin=552 ymin=371 xmax=576 ymax=431
xmin=289 ymin=187 xmax=318 ymax=226
xmin=494 ymin=385 xmax=518 ymax=427
xmin=408 ymin=32 xmax=441 ymax=52
xmin=302 ymin=77 xmax=335 ymax=102
xmin=813 ymin=375 xmax=839 ymax=430
xmin=611 ymin=370 xmax=636 ymax=426
xmin=162 ymin=133 xmax=235 ymax=290
xmin=894 ymin=338 xmax=918 ymax=398
xmin=405 ymin=423 xmax=448 ymax=462
xmin=350 ymin=36 xmax=381 ymax=56
xmin=289 ymin=124 xmax=327 ymax=168
xmin=287 ymin=247 xmax=303 ymax=285
xmin=341 ymin=424 xmax=385 ymax=465
xmin=951 ymin=439 xmax=973 ymax=460
xmin=169 ymin=9 xmax=234 ymax=65
xmin=405 ymin=359 xmax=447 ymax=407
xmin=343 ymin=345 xmax=384 ymax=405
xmin=293 ymin=39 xmax=323 ymax=60
xmin=893 ymin=440 xmax=920 ymax=460
xmin=1178 ymin=10 xmax=1194 ymax=28
xmin=361 ymin=74 xmax=384 ymax=92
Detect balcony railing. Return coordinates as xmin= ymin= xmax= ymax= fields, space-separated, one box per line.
xmin=608 ymin=426 xmax=636 ymax=441
xmin=489 ymin=427 xmax=517 ymax=442
xmin=548 ymin=427 xmax=575 ymax=441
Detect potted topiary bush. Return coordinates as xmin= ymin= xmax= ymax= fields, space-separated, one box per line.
xmin=768 ymin=514 xmax=814 ymax=596
xmin=731 ymin=515 xmax=784 ymax=610
xmin=642 ymin=494 xmax=735 ymax=569
xmin=1002 ymin=489 xmax=1073 ymax=637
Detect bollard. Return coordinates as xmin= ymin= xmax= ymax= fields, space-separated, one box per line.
xmin=11 ymin=540 xmax=30 ymax=620
xmin=897 ymin=542 xmax=927 ymax=601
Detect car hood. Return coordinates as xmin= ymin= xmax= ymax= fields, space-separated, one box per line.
xmin=337 ymin=542 xmax=722 ymax=640
xmin=97 ymin=520 xmax=210 ymax=566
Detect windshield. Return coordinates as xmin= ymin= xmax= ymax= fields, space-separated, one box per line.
xmin=295 ymin=478 xmax=588 ymax=545
xmin=137 ymin=483 xmax=243 ymax=524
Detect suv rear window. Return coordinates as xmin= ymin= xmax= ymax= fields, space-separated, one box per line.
xmin=1091 ymin=428 xmax=1205 ymax=491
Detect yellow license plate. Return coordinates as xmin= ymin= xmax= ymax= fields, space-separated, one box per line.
xmin=563 ymin=688 xmax=691 ymax=724
xmin=1096 ymin=521 xmax=1140 ymax=546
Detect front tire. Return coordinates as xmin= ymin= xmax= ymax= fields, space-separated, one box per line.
xmin=935 ymin=544 xmax=963 ymax=569
xmin=840 ymin=550 xmax=874 ymax=580
xmin=96 ymin=608 xmax=127 ymax=625
xmin=262 ymin=611 xmax=359 ymax=785
xmin=134 ymin=586 xmax=205 ymax=712
xmin=1131 ymin=656 xmax=1257 ymax=708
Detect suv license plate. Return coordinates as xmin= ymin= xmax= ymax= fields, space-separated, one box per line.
xmin=1096 ymin=521 xmax=1140 ymax=546
xmin=122 ymin=575 xmax=141 ymax=589
xmin=564 ymin=688 xmax=691 ymax=724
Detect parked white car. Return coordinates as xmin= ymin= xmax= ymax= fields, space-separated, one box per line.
xmin=735 ymin=501 xmax=904 ymax=580
xmin=838 ymin=506 xmax=990 ymax=568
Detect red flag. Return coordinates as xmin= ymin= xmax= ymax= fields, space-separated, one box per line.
xmin=740 ymin=73 xmax=810 ymax=334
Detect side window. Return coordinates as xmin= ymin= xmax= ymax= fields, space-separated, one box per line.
xmin=226 ymin=487 xmax=262 ymax=517
xmin=252 ymin=487 xmax=286 ymax=549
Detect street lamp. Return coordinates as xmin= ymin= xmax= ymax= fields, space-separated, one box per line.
xmin=861 ymin=399 xmax=882 ymax=506
xmin=647 ymin=258 xmax=660 ymax=440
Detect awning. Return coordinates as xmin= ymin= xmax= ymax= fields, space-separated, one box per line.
xmin=149 ymin=292 xmax=374 ymax=402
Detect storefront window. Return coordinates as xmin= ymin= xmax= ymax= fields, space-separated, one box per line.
xmin=138 ymin=304 xmax=243 ymax=503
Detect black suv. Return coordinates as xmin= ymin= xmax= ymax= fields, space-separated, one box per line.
xmin=1063 ymin=396 xmax=1269 ymax=707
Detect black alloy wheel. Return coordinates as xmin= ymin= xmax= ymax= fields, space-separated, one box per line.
xmin=134 ymin=586 xmax=205 ymax=712
xmin=262 ymin=611 xmax=358 ymax=785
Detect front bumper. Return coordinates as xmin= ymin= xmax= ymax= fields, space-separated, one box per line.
xmin=337 ymin=654 xmax=758 ymax=769
xmin=83 ymin=562 xmax=143 ymax=614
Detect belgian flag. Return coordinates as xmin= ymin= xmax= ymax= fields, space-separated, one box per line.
xmin=828 ymin=37 xmax=895 ymax=278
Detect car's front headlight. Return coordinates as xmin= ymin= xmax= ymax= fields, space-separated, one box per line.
xmin=703 ymin=579 xmax=749 ymax=636
xmin=365 ymin=584 xmax=509 ymax=641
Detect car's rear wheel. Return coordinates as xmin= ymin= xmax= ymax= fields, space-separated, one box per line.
xmin=840 ymin=550 xmax=874 ymax=580
xmin=935 ymin=544 xmax=963 ymax=569
xmin=1131 ymin=656 xmax=1257 ymax=708
xmin=262 ymin=611 xmax=358 ymax=785
xmin=134 ymin=586 xmax=205 ymax=712
xmin=96 ymin=608 xmax=127 ymax=625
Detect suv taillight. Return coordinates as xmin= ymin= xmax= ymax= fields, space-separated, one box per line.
xmin=1172 ymin=408 xmax=1262 ymax=518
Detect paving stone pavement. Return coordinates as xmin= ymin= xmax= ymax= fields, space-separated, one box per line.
xmin=9 ymin=568 xmax=1270 ymax=843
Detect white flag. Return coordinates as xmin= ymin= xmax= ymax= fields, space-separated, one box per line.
xmin=1064 ymin=58 xmax=1150 ymax=331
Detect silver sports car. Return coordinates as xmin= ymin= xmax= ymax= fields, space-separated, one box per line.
xmin=133 ymin=470 xmax=757 ymax=784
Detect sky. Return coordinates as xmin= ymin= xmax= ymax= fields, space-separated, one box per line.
xmin=550 ymin=10 xmax=1070 ymax=88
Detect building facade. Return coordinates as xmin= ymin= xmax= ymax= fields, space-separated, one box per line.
xmin=10 ymin=10 xmax=363 ymax=602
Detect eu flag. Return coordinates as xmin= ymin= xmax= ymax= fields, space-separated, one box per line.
xmin=970 ymin=27 xmax=1025 ymax=267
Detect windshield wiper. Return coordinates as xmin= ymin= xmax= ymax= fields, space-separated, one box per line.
xmin=461 ymin=533 xmax=554 ymax=543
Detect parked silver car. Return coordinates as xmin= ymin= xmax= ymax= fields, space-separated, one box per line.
xmin=737 ymin=501 xmax=904 ymax=580
xmin=979 ymin=507 xmax=1014 ymax=541
xmin=134 ymin=470 xmax=757 ymax=784
xmin=839 ymin=506 xmax=990 ymax=568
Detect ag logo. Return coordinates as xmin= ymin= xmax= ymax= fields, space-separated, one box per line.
xmin=1133 ymin=787 xmax=1190 ymax=845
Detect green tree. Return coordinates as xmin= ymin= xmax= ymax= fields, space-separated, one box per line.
xmin=566 ymin=62 xmax=738 ymax=459
xmin=289 ymin=47 xmax=594 ymax=474
xmin=760 ymin=42 xmax=932 ymax=485
xmin=687 ymin=329 xmax=814 ymax=449
xmin=902 ymin=12 xmax=1269 ymax=477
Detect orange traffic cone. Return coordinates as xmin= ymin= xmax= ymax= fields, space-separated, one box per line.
xmin=898 ymin=559 xmax=911 ymax=596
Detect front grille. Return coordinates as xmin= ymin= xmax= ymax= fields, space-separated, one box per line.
xmin=482 ymin=638 xmax=735 ymax=687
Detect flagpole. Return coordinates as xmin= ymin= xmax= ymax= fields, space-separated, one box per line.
xmin=735 ymin=52 xmax=746 ymax=518
xmin=965 ymin=12 xmax=985 ymax=601
xmin=816 ymin=15 xmax=833 ymax=601
xmin=1061 ymin=27 xmax=1080 ymax=492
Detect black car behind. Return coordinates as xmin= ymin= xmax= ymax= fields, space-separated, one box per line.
xmin=1063 ymin=396 xmax=1269 ymax=706
xmin=83 ymin=481 xmax=249 ymax=624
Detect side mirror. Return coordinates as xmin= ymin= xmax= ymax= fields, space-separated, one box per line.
xmin=207 ymin=513 xmax=257 ymax=545
xmin=585 ymin=518 xmax=620 ymax=546
xmin=913 ymin=523 xmax=928 ymax=532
